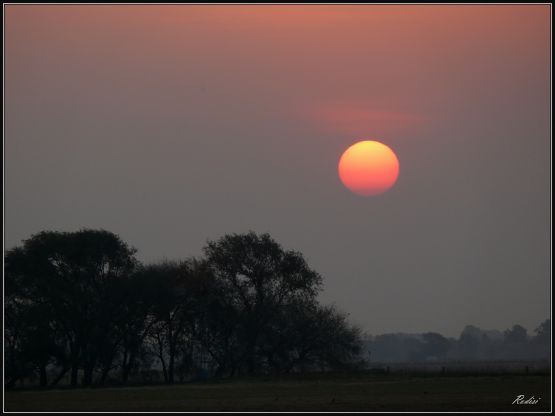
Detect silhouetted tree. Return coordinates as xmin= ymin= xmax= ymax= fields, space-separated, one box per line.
xmin=4 ymin=297 xmax=59 ymax=388
xmin=5 ymin=229 xmax=367 ymax=387
xmin=192 ymin=262 xmax=241 ymax=377
xmin=420 ymin=332 xmax=451 ymax=360
xmin=504 ymin=324 xmax=528 ymax=344
xmin=5 ymin=229 xmax=138 ymax=387
xmin=203 ymin=232 xmax=323 ymax=374
xmin=113 ymin=270 xmax=159 ymax=384
xmin=260 ymin=301 xmax=361 ymax=372
xmin=457 ymin=325 xmax=484 ymax=360
xmin=502 ymin=324 xmax=529 ymax=359
xmin=533 ymin=319 xmax=550 ymax=345
xmin=298 ymin=304 xmax=362 ymax=370
xmin=143 ymin=260 xmax=209 ymax=383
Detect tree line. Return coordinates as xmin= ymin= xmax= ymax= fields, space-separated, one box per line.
xmin=5 ymin=229 xmax=363 ymax=389
xmin=365 ymin=321 xmax=550 ymax=363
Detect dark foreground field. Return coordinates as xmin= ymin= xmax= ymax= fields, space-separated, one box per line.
xmin=4 ymin=373 xmax=551 ymax=412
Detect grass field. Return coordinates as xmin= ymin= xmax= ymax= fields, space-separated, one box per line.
xmin=4 ymin=373 xmax=551 ymax=412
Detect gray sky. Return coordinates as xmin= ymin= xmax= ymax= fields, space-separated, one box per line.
xmin=5 ymin=5 xmax=550 ymax=337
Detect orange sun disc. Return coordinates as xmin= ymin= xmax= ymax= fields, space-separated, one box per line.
xmin=338 ymin=140 xmax=400 ymax=196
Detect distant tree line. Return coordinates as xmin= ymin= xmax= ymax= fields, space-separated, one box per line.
xmin=4 ymin=229 xmax=363 ymax=389
xmin=365 ymin=321 xmax=550 ymax=363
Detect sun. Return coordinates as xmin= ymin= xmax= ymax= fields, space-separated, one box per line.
xmin=338 ymin=140 xmax=399 ymax=196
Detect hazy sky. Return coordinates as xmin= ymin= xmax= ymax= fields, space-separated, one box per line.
xmin=5 ymin=5 xmax=550 ymax=337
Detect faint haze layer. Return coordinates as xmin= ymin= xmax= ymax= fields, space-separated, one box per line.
xmin=4 ymin=5 xmax=550 ymax=337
